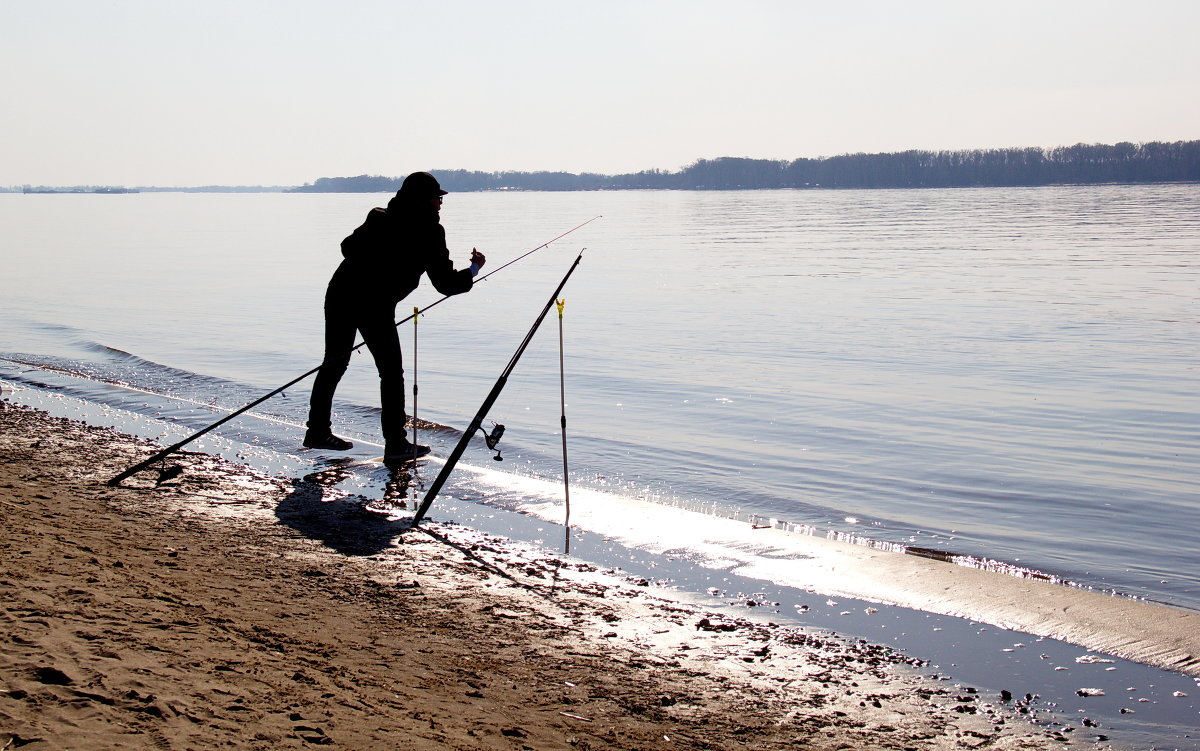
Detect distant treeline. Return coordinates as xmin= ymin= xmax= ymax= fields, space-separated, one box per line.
xmin=287 ymin=140 xmax=1198 ymax=193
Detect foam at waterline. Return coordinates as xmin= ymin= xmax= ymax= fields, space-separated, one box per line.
xmin=455 ymin=461 xmax=1200 ymax=677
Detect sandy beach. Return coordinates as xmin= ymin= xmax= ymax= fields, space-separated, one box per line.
xmin=1 ymin=401 xmax=1094 ymax=749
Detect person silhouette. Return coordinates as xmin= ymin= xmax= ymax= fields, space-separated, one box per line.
xmin=305 ymin=171 xmax=484 ymax=465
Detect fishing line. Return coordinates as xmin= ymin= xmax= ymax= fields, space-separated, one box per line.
xmin=410 ymin=249 xmax=586 ymax=526
xmin=107 ymin=217 xmax=601 ymax=487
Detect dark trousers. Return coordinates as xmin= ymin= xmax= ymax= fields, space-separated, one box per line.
xmin=307 ymin=300 xmax=408 ymax=447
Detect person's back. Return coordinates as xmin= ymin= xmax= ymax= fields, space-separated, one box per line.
xmin=330 ymin=204 xmax=470 ymax=308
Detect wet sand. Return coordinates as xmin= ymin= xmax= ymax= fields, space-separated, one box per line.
xmin=1 ymin=402 xmax=1088 ymax=749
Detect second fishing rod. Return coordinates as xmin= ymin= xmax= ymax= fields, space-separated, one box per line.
xmin=107 ymin=215 xmax=602 ymax=486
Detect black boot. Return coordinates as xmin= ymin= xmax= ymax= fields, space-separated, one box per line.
xmin=303 ymin=430 xmax=354 ymax=451
xmin=383 ymin=441 xmax=431 ymax=466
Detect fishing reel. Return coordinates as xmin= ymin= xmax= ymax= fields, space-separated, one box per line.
xmin=477 ymin=422 xmax=505 ymax=461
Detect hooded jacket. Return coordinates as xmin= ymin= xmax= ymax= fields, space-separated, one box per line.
xmin=326 ymin=203 xmax=473 ymax=311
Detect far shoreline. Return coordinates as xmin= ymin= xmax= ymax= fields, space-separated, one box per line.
xmin=4 ymin=179 xmax=1197 ymax=195
xmin=7 ymin=138 xmax=1198 ymax=194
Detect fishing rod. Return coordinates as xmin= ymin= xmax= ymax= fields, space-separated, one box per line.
xmin=410 ymin=305 xmax=421 ymax=504
xmin=410 ymin=250 xmax=585 ymax=526
xmin=107 ymin=216 xmax=601 ymax=487
xmin=556 ymin=298 xmax=572 ymax=554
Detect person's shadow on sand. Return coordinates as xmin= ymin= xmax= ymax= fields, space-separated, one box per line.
xmin=274 ymin=459 xmax=417 ymax=556
xmin=274 ymin=459 xmax=544 ymax=592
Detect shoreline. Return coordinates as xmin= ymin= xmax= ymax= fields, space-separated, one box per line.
xmin=0 ymin=402 xmax=1086 ymax=749
xmin=513 ymin=491 xmax=1200 ymax=680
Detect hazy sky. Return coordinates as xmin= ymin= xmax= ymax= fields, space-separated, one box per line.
xmin=3 ymin=0 xmax=1196 ymax=186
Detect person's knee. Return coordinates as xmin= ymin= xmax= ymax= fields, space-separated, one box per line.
xmin=371 ymin=347 xmax=404 ymax=380
xmin=376 ymin=363 xmax=405 ymax=383
xmin=321 ymin=355 xmax=351 ymax=375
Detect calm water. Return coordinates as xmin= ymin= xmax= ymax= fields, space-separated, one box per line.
xmin=3 ymin=185 xmax=1198 ymax=614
